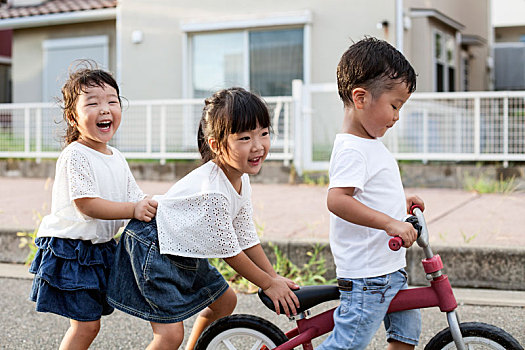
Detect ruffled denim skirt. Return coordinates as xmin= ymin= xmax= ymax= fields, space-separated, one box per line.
xmin=29 ymin=237 xmax=116 ymax=322
xmin=107 ymin=218 xmax=229 ymax=323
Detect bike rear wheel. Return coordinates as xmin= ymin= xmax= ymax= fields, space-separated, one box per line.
xmin=194 ymin=314 xmax=288 ymax=350
xmin=425 ymin=322 xmax=523 ymax=350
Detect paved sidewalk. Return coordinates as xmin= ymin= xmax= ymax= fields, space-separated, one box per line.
xmin=2 ymin=177 xmax=525 ymax=247
xmin=2 ymin=262 xmax=525 ymax=308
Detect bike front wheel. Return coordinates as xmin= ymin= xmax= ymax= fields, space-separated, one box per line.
xmin=425 ymin=322 xmax=523 ymax=350
xmin=195 ymin=314 xmax=288 ymax=350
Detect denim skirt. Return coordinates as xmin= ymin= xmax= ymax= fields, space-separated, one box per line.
xmin=29 ymin=236 xmax=116 ymax=322
xmin=107 ymin=218 xmax=229 ymax=324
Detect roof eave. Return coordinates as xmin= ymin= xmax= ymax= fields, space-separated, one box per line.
xmin=0 ymin=7 xmax=116 ymax=30
xmin=410 ymin=8 xmax=465 ymax=32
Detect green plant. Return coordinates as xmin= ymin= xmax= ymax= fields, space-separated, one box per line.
xmin=209 ymin=243 xmax=336 ymax=293
xmin=464 ymin=175 xmax=517 ymax=194
xmin=271 ymin=242 xmax=335 ymax=286
xmin=302 ymin=172 xmax=329 ymax=186
xmin=438 ymin=231 xmax=448 ymax=242
xmin=17 ymin=211 xmax=42 ymax=265
xmin=461 ymin=230 xmax=478 ymax=244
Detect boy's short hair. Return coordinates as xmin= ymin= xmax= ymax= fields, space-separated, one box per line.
xmin=337 ymin=37 xmax=416 ymax=107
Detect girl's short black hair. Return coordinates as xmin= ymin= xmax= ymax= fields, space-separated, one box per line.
xmin=197 ymin=87 xmax=271 ymax=163
xmin=337 ymin=37 xmax=417 ymax=107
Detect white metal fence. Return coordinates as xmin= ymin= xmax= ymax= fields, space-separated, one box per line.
xmin=1 ymin=85 xmax=525 ymax=174
xmin=0 ymin=96 xmax=294 ymax=163
xmin=292 ymin=80 xmax=525 ymax=175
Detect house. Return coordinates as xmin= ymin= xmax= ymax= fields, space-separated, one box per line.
xmin=0 ymin=27 xmax=11 ymax=103
xmin=492 ymin=0 xmax=525 ymax=90
xmin=0 ymin=0 xmax=491 ymax=104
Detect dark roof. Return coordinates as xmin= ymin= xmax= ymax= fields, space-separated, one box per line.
xmin=0 ymin=0 xmax=116 ymax=20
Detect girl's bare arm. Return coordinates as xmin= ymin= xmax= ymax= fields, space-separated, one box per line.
xmin=74 ymin=197 xmax=157 ymax=222
xmin=224 ymin=250 xmax=299 ymax=316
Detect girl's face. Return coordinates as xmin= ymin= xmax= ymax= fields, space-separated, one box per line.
xmin=215 ymin=124 xmax=270 ymax=190
xmin=73 ymin=83 xmax=121 ymax=153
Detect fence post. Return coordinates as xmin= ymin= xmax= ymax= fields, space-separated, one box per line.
xmin=36 ymin=107 xmax=42 ymax=164
xmin=292 ymin=79 xmax=303 ymax=176
xmin=146 ymin=104 xmax=152 ymax=155
xmin=474 ymin=97 xmax=481 ymax=158
xmin=422 ymin=109 xmax=428 ymax=164
xmin=283 ymin=100 xmax=290 ymax=167
xmin=24 ymin=107 xmax=30 ymax=154
xmin=503 ymin=96 xmax=509 ymax=168
xmin=160 ymin=105 xmax=166 ymax=165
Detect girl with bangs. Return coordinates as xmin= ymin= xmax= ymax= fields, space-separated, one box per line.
xmin=107 ymin=87 xmax=299 ymax=349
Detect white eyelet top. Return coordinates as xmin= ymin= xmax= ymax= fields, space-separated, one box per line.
xmin=154 ymin=161 xmax=259 ymax=258
xmin=37 ymin=142 xmax=145 ymax=244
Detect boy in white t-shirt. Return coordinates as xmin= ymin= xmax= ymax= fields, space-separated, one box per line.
xmin=317 ymin=37 xmax=425 ymax=350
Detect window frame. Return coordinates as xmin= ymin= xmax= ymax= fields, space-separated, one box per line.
xmin=432 ymin=28 xmax=457 ymax=92
xmin=42 ymin=35 xmax=109 ymax=102
xmin=181 ymin=10 xmax=311 ymax=99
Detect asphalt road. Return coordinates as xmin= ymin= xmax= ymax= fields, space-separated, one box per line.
xmin=1 ymin=277 xmax=524 ymax=349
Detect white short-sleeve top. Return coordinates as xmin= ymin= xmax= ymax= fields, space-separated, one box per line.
xmin=37 ymin=142 xmax=145 ymax=244
xmin=328 ymin=134 xmax=407 ymax=279
xmin=154 ymin=161 xmax=260 ymax=258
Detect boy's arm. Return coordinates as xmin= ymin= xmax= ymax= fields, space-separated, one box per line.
xmin=327 ymin=187 xmax=417 ymax=247
xmin=74 ymin=197 xmax=157 ymax=222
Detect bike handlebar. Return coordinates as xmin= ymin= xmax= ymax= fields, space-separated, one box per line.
xmin=388 ymin=205 xmax=424 ymax=251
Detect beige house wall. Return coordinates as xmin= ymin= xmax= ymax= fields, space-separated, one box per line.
xmin=406 ymin=0 xmax=490 ymax=91
xmin=407 ymin=17 xmax=432 ymax=92
xmin=119 ymin=0 xmax=397 ymax=100
xmin=12 ymin=21 xmax=116 ymax=103
xmin=495 ymin=27 xmax=525 ymax=43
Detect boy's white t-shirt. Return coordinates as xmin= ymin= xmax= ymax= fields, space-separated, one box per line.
xmin=328 ymin=133 xmax=407 ymax=279
xmin=37 ymin=142 xmax=145 ymax=244
xmin=154 ymin=161 xmax=260 ymax=258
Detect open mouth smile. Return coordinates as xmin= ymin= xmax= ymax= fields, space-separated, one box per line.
xmin=96 ymin=120 xmax=112 ymax=130
xmin=248 ymin=156 xmax=263 ymax=165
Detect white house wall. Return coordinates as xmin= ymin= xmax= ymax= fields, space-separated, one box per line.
xmin=119 ymin=0 xmax=397 ymax=100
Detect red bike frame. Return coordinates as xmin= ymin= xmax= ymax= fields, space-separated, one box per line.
xmin=271 ymin=207 xmax=464 ymax=350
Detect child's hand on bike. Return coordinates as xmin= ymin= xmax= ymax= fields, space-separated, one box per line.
xmin=406 ymin=195 xmax=425 ymax=214
xmin=263 ymin=276 xmax=300 ymax=317
xmin=133 ymin=197 xmax=158 ymax=222
xmin=385 ymin=220 xmax=417 ymax=248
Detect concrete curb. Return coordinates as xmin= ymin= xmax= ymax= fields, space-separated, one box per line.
xmin=261 ymin=239 xmax=525 ymax=291
xmin=2 ymin=230 xmax=525 ymax=291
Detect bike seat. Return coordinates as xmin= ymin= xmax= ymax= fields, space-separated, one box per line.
xmin=258 ymin=285 xmax=340 ymax=315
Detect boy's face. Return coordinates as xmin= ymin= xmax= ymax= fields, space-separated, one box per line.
xmin=352 ymin=82 xmax=411 ymax=139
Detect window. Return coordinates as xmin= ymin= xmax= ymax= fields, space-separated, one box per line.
xmin=191 ymin=28 xmax=303 ymax=97
xmin=42 ymin=36 xmax=109 ymax=102
xmin=460 ymin=51 xmax=470 ymax=91
xmin=0 ymin=64 xmax=11 ymax=103
xmin=434 ymin=30 xmax=456 ymax=92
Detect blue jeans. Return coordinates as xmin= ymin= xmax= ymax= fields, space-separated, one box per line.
xmin=317 ymin=269 xmax=421 ymax=350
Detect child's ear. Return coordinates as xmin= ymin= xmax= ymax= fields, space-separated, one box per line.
xmin=207 ymin=137 xmax=219 ymax=154
xmin=351 ymin=88 xmax=367 ymax=109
